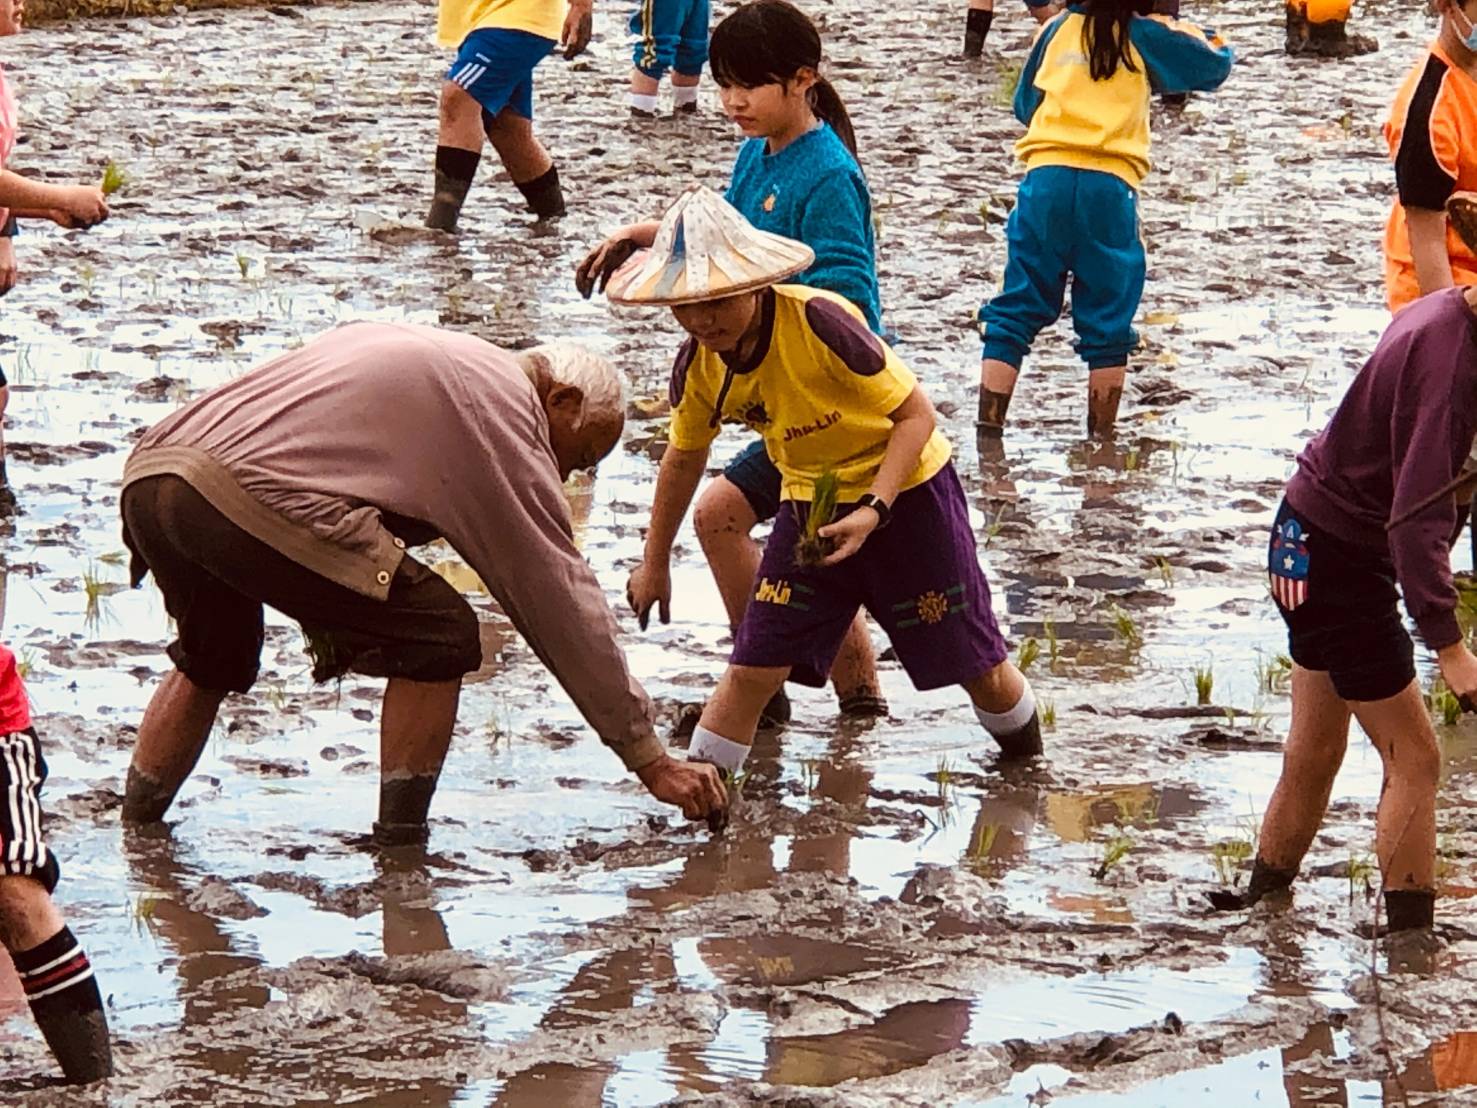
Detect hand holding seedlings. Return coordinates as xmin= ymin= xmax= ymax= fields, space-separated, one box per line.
xmin=559 ymin=0 xmax=593 ymax=59
xmin=793 ymin=471 xmax=841 ymax=567
xmin=816 ymin=505 xmax=881 ymax=566
xmin=1436 ymin=640 xmax=1477 ymax=714
xmin=635 ymin=754 xmax=727 ymax=824
xmin=53 ymin=186 xmax=108 ymax=229
xmin=626 ymin=559 xmax=673 ymax=629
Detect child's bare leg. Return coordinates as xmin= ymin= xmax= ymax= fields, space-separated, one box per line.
xmin=1086 ymin=365 xmax=1126 ymax=439
xmin=629 ymin=69 xmax=661 ymax=116
xmin=122 ymin=669 xmax=227 ymax=823
xmin=964 ymin=0 xmax=994 ymax=56
xmin=0 ymin=877 xmax=112 ymax=1083
xmin=484 ymin=107 xmax=564 ymax=220
xmin=978 ymin=358 xmax=1019 ymax=438
xmin=691 ymin=665 xmax=790 ymax=773
xmin=426 ymin=81 xmax=487 ymax=231
xmin=0 ymin=382 xmax=13 ymax=515
xmin=962 ymin=660 xmax=1041 ymax=758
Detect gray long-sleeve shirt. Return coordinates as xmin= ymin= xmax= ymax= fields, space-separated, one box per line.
xmin=123 ymin=321 xmax=663 ymax=771
xmin=1286 ymin=288 xmax=1477 ymax=651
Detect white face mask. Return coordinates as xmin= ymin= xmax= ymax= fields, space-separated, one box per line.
xmin=1454 ymin=2 xmax=1477 ymax=51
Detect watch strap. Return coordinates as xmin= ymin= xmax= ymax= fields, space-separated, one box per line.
xmin=857 ymin=493 xmax=892 ymax=529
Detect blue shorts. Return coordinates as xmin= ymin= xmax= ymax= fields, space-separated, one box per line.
xmin=977 ymin=165 xmax=1145 ymax=371
xmin=723 ymin=439 xmax=781 ymax=522
xmin=630 ymin=0 xmax=708 ymax=78
xmin=446 ymin=28 xmax=557 ymax=121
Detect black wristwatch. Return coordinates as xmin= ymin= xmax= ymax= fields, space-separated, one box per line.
xmin=856 ymin=493 xmax=892 ymax=529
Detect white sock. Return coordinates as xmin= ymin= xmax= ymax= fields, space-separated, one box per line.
xmin=688 ymin=724 xmax=751 ymax=772
xmin=629 ymin=92 xmax=659 ymax=114
xmin=672 ymin=85 xmax=699 ymax=108
xmin=974 ymin=679 xmax=1036 ymax=737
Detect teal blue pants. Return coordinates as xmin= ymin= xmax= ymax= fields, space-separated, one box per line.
xmin=978 ymin=165 xmax=1145 ymax=372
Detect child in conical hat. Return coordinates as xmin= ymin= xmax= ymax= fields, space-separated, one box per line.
xmin=610 ymin=185 xmax=1040 ymax=780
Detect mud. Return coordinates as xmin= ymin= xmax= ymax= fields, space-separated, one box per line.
xmin=0 ymin=0 xmax=1472 ymax=1103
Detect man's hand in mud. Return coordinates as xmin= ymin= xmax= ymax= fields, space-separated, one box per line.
xmin=575 ymin=235 xmax=639 ymax=299
xmin=816 ymin=506 xmax=880 ymax=566
xmin=636 ymin=754 xmax=727 ymax=821
xmin=1438 ymin=640 xmax=1477 ymax=713
xmin=0 ymin=237 xmax=16 ymax=296
xmin=560 ymin=0 xmax=593 ymax=59
xmin=50 ymin=187 xmax=108 ymax=230
xmin=626 ymin=560 xmax=671 ymax=630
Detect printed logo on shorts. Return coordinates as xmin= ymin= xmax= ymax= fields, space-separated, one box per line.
xmin=894 ymin=584 xmax=966 ymax=629
xmin=755 ymin=577 xmax=812 ymax=611
xmin=1269 ymin=517 xmax=1310 ymax=611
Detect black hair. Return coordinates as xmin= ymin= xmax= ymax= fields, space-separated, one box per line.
xmin=1082 ymin=0 xmax=1155 ymax=81
xmin=709 ymin=0 xmax=859 ymax=159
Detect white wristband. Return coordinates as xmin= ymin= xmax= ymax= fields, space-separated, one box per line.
xmin=688 ymin=725 xmax=751 ymax=772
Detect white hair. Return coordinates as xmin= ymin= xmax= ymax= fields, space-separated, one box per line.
xmin=518 ymin=342 xmax=625 ymax=426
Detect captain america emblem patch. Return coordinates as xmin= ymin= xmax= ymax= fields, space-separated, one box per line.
xmin=1269 ymin=517 xmax=1310 ymax=611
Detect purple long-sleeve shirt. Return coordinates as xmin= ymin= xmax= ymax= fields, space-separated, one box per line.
xmin=1285 ymin=288 xmax=1477 ymax=651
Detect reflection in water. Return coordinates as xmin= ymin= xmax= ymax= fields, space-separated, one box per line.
xmin=1043 ymin=783 xmax=1202 ymax=844
xmin=765 ymin=999 xmax=972 ymax=1087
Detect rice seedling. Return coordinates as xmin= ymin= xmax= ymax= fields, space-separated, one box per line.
xmin=82 ymin=562 xmax=116 ymax=632
xmin=235 ymin=252 xmax=253 ymax=280
xmin=1430 ymin=679 xmax=1462 ymax=727
xmin=1255 ymin=651 xmax=1293 ymax=694
xmin=131 ymin=894 xmax=162 ymax=939
xmin=935 ymin=755 xmax=953 ymax=803
xmin=1347 ymin=852 xmax=1376 ymax=901
xmin=990 ymin=61 xmax=1022 ymax=110
xmin=968 ymin=822 xmax=1001 ymax=870
xmin=1108 ymin=604 xmax=1142 ymax=648
xmin=800 ymin=758 xmax=820 ymax=796
xmin=1043 ymin=617 xmax=1060 ymax=668
xmin=983 ymin=501 xmax=1009 ymax=547
xmin=100 ymin=160 xmax=130 ymax=196
xmin=1016 ymin=636 xmax=1041 ymax=672
xmin=1193 ymin=664 xmax=1214 ymax=706
xmin=78 ymin=263 xmax=96 ymax=298
xmin=1042 ymin=698 xmax=1057 ymax=729
xmin=1093 ymin=826 xmax=1134 ymax=881
xmin=1156 ymin=556 xmax=1174 ymax=588
xmin=15 ymin=648 xmax=36 ymax=681
xmin=1210 ymin=837 xmax=1252 ymax=885
xmin=793 ymin=471 xmax=840 ymax=567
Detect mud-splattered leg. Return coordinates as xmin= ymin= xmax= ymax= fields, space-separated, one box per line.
xmin=123 ymin=669 xmax=227 ymax=823
xmin=426 ymin=81 xmax=486 ymax=232
xmin=375 ymin=677 xmax=461 ymax=847
xmin=1085 ymin=365 xmax=1125 ymax=439
xmin=977 ymin=358 xmax=1019 ymax=442
xmin=485 ymin=108 xmax=564 ymax=221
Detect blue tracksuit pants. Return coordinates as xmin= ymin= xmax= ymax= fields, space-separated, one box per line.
xmin=978 ymin=165 xmax=1146 ymax=372
xmin=630 ymin=0 xmax=709 ymax=78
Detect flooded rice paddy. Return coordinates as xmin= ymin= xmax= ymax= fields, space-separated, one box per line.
xmin=0 ymin=0 xmax=1474 ymax=1103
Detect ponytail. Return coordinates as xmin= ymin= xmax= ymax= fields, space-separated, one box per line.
xmin=808 ymin=77 xmax=858 ymax=159
xmin=1082 ymin=0 xmax=1154 ymax=81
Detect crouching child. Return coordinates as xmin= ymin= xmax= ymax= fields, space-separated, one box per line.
xmin=613 ymin=186 xmax=1042 ymax=781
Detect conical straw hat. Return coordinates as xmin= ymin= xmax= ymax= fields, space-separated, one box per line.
xmin=606 ymin=184 xmax=815 ymax=307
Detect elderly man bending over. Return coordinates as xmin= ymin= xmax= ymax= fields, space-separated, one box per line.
xmin=119 ymin=321 xmax=726 ymax=844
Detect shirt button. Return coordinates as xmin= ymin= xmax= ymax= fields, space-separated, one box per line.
xmin=376 ymin=570 xmax=391 ymax=585
xmin=393 ymin=537 xmax=406 ymax=550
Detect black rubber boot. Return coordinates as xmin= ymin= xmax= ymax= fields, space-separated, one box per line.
xmin=426 ymin=168 xmax=474 ymax=232
xmin=1207 ymin=857 xmax=1296 ymax=910
xmin=515 ymin=165 xmax=566 ymax=221
xmin=963 ymin=8 xmax=992 ymax=57
xmin=838 ymin=691 xmax=889 ymax=718
xmin=373 ymin=773 xmax=438 ymax=847
xmin=759 ymin=687 xmax=791 ymax=730
xmin=993 ymin=711 xmax=1043 ymax=760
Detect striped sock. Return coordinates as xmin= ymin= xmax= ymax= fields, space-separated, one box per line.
xmin=13 ymin=926 xmax=113 ymax=1084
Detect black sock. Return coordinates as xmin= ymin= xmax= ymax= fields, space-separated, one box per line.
xmin=994 ymin=711 xmax=1043 ymax=759
xmin=964 ymin=8 xmax=993 ymax=55
xmin=1385 ymin=888 xmax=1436 ymax=932
xmin=426 ymin=146 xmax=481 ymax=231
xmin=515 ymin=165 xmax=566 ymax=220
xmin=14 ymin=926 xmax=112 ymax=1084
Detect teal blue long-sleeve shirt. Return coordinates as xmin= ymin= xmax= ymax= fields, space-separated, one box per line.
xmin=724 ymin=123 xmax=884 ymax=335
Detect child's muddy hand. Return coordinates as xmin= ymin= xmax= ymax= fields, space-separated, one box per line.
xmin=816 ymin=508 xmax=879 ymax=566
xmin=60 ymin=187 xmax=108 ymax=228
xmin=0 ymin=238 xmax=16 ymax=296
xmin=636 ymin=754 xmax=728 ymax=821
xmin=626 ymin=561 xmax=672 ymax=630
xmin=575 ymin=236 xmax=638 ymax=299
xmin=560 ymin=0 xmax=593 ymax=59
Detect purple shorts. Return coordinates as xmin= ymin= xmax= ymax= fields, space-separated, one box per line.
xmin=732 ymin=463 xmax=1009 ymax=690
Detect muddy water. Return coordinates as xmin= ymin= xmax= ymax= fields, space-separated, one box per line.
xmin=0 ymin=0 xmax=1474 ymax=1103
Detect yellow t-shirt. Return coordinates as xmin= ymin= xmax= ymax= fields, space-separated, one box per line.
xmin=437 ymin=0 xmax=566 ymax=48
xmin=668 ymin=285 xmax=951 ymax=502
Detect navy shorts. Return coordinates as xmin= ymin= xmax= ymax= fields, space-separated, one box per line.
xmin=732 ymin=463 xmax=1008 ymax=690
xmin=1269 ymin=498 xmax=1415 ymax=703
xmin=723 ymin=439 xmax=782 ymax=522
xmin=446 ymin=28 xmax=557 ymax=121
